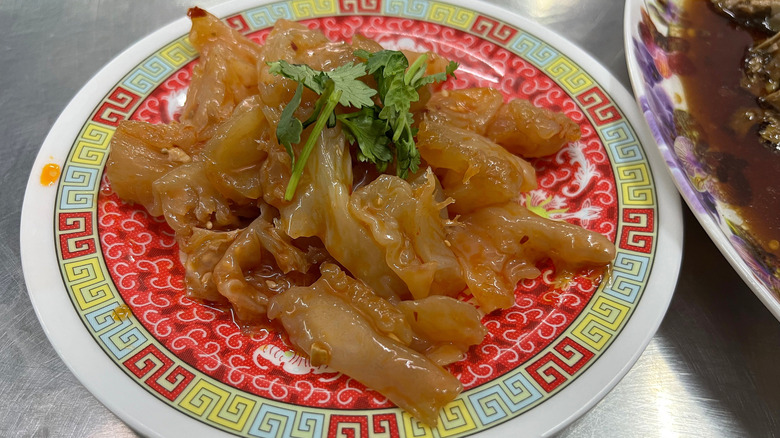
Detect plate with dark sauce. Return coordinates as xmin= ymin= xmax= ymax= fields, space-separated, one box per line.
xmin=625 ymin=0 xmax=780 ymax=320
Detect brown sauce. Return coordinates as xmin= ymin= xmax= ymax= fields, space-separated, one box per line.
xmin=681 ymin=0 xmax=780 ymax=257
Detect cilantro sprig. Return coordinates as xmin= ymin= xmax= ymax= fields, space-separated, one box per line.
xmin=356 ymin=50 xmax=458 ymax=178
xmin=268 ymin=60 xmax=374 ymax=200
xmin=268 ymin=50 xmax=458 ymax=200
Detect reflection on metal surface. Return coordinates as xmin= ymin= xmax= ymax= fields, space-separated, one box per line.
xmin=644 ymin=337 xmax=721 ymax=438
xmin=560 ymin=335 xmax=739 ymax=437
xmin=519 ymin=0 xmax=580 ymax=22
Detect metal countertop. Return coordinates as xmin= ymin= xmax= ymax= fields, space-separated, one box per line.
xmin=2 ymin=0 xmax=779 ymax=436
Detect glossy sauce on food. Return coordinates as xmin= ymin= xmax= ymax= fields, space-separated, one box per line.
xmin=681 ymin=0 xmax=780 ymax=256
xmin=103 ymin=8 xmax=618 ymax=424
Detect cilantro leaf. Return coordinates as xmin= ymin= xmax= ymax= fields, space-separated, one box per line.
xmin=446 ymin=60 xmax=459 ymax=77
xmin=326 ymin=62 xmax=377 ymax=108
xmin=356 ymin=49 xmax=408 ymax=77
xmin=379 ymin=74 xmax=417 ymax=116
xmin=395 ymin=135 xmax=420 ymax=179
xmin=338 ymin=107 xmax=393 ymax=167
xmin=353 ymin=49 xmax=371 ymax=61
xmin=268 ymin=60 xmax=376 ymax=108
xmin=268 ymin=60 xmax=328 ymax=94
xmin=410 ymin=60 xmax=460 ymax=88
xmin=276 ymin=82 xmax=304 ymax=164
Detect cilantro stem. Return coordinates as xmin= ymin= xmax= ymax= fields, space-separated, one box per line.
xmin=284 ymin=88 xmax=343 ymax=201
xmin=404 ymin=53 xmax=428 ymax=84
xmin=392 ymin=116 xmax=408 ymax=142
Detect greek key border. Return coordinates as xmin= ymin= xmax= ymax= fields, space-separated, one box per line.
xmin=53 ymin=1 xmax=658 ymax=436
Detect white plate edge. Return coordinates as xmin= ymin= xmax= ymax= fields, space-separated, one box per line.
xmin=19 ymin=0 xmax=684 ymax=437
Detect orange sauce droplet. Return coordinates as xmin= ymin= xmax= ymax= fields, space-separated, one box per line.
xmin=111 ymin=304 xmax=132 ymax=321
xmin=40 ymin=163 xmax=60 ymax=186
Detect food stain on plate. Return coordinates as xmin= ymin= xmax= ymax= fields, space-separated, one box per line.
xmin=40 ymin=163 xmax=60 ymax=186
xmin=111 ymin=304 xmax=131 ymax=321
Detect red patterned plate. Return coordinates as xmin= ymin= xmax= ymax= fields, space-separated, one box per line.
xmin=21 ymin=0 xmax=682 ymax=437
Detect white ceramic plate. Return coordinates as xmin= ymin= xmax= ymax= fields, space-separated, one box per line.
xmin=21 ymin=0 xmax=682 ymax=436
xmin=624 ymin=0 xmax=780 ymax=322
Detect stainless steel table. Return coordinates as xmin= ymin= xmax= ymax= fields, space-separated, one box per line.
xmin=2 ymin=0 xmax=779 ymax=436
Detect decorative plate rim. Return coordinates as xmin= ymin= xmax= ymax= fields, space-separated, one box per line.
xmin=20 ymin=0 xmax=683 ymax=436
xmin=623 ymin=0 xmax=780 ymax=323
